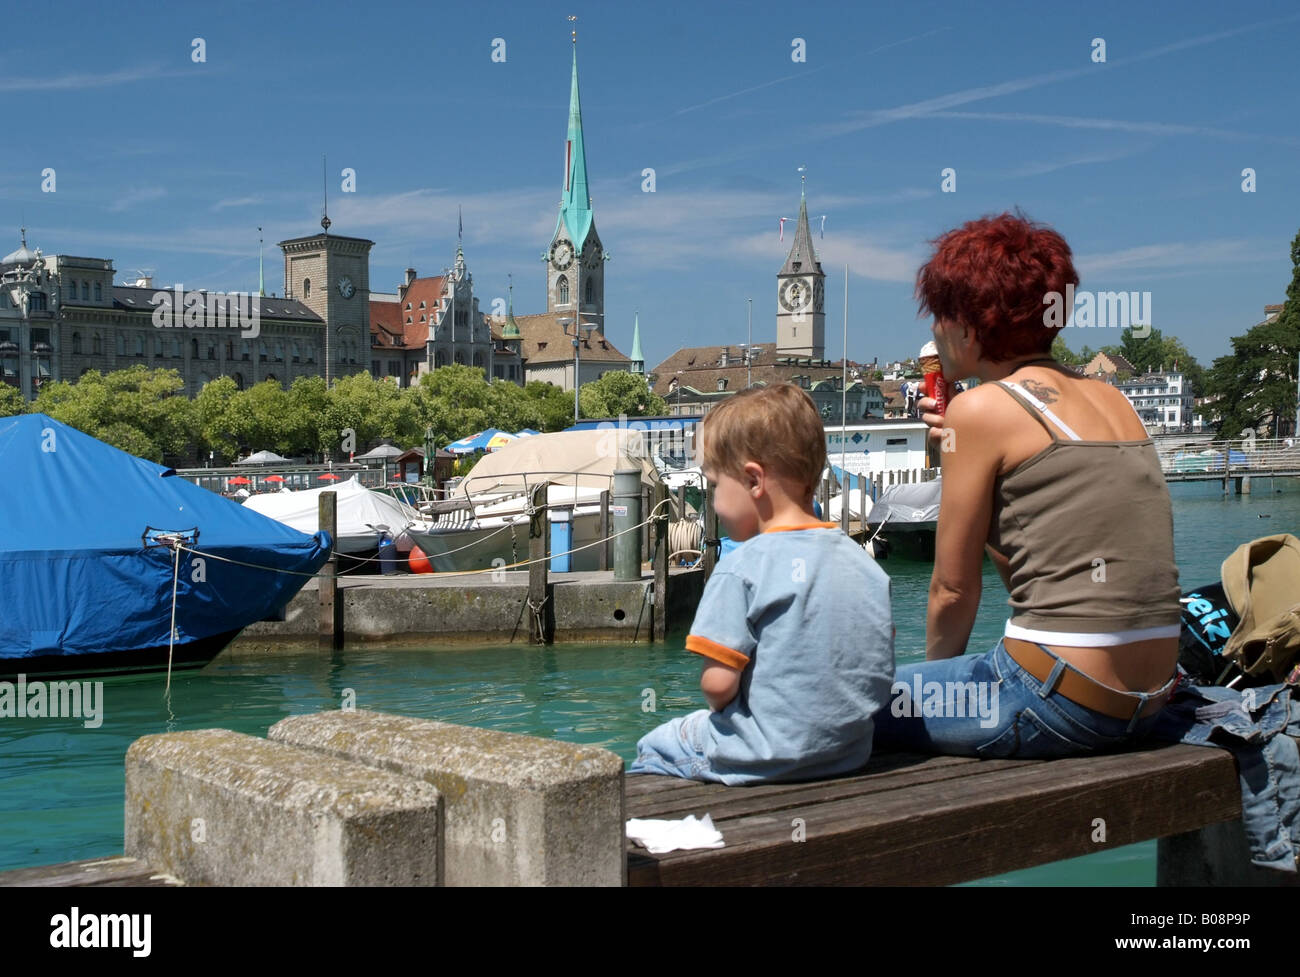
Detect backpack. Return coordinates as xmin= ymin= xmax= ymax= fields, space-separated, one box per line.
xmin=1220 ymin=534 xmax=1300 ymax=685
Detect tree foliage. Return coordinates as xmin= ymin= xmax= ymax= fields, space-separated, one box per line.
xmin=577 ymin=370 xmax=667 ymax=419
xmin=1205 ymin=229 xmax=1300 ymax=438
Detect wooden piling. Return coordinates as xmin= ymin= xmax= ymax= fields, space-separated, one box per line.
xmin=318 ymin=491 xmax=342 ymax=651
xmin=652 ymin=482 xmax=669 ymax=642
xmin=702 ymin=481 xmax=719 ymax=579
xmin=528 ymin=483 xmax=551 ymax=645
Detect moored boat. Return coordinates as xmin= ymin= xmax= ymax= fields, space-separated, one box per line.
xmin=0 ymin=415 xmax=331 ymax=678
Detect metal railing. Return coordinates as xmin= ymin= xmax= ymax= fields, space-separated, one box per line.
xmin=1157 ymin=438 xmax=1300 ymax=478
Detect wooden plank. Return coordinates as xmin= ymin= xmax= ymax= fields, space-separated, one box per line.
xmin=628 ymin=744 xmax=1239 ymax=885
xmin=0 ymin=856 xmax=180 ymax=888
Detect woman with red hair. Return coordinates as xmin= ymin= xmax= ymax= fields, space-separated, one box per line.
xmin=873 ymin=211 xmax=1182 ymax=757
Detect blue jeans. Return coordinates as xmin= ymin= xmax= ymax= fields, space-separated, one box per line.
xmin=628 ymin=708 xmax=716 ymax=781
xmin=872 ymin=638 xmax=1165 ymax=758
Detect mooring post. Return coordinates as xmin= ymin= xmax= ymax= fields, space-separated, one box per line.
xmin=642 ymin=485 xmax=652 ymax=562
xmin=599 ymin=489 xmax=610 ymax=571
xmin=702 ymin=481 xmax=719 ymax=579
xmin=612 ymin=469 xmax=641 ymax=582
xmin=318 ymin=490 xmax=342 ymax=651
xmin=527 ymin=482 xmax=550 ymax=644
xmin=653 ymin=481 xmax=669 ymax=642
xmin=840 ymin=471 xmax=850 ymax=533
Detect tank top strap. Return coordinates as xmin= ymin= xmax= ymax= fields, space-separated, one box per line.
xmin=994 ymin=381 xmax=1082 ymax=441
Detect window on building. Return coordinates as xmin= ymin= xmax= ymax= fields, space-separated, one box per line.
xmin=192 ymin=338 xmax=200 ymax=358
xmin=81 ymin=282 xmax=89 ymax=300
xmin=30 ymin=292 xmax=47 ymax=312
xmin=207 ymin=341 xmax=216 ymax=360
xmin=241 ymin=340 xmax=250 ymax=361
xmin=72 ymin=332 xmax=81 ymax=354
xmin=388 ymin=361 xmax=401 ymax=378
xmin=557 ymin=276 xmax=569 ymax=305
xmin=155 ymin=337 xmax=164 ymax=358
xmin=371 ymin=359 xmax=380 ymax=376
xmin=136 ymin=334 xmax=145 ymax=356
xmin=585 ymin=278 xmax=593 ymax=304
xmin=117 ymin=333 xmax=126 ymax=356
xmin=303 ymin=279 xmax=311 ymax=298
xmin=226 ymin=340 xmax=235 ymax=360
xmin=93 ymin=333 xmax=102 ymax=355
xmin=435 ymin=351 xmax=445 ymax=367
xmin=94 ymin=282 xmax=102 ymax=302
xmin=455 ymin=351 xmax=464 ymax=365
xmin=173 ymin=338 xmax=181 ymax=358
xmin=67 ymin=281 xmax=78 ymax=302
xmin=292 ymin=341 xmax=300 ymax=363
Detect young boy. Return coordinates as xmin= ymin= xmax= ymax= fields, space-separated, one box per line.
xmin=629 ymin=383 xmax=895 ymax=785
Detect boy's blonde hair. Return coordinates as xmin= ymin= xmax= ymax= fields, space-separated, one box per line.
xmin=696 ymin=383 xmax=826 ymax=497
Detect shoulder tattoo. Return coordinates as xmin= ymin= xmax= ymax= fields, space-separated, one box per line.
xmin=1020 ymin=378 xmax=1059 ymax=404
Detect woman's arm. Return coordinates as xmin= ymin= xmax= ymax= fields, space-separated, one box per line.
xmin=926 ymin=388 xmax=1002 ymax=660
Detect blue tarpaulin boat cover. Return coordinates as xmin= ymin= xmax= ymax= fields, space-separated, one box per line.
xmin=0 ymin=415 xmax=331 ymax=663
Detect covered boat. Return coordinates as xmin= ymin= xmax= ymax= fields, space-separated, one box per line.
xmin=242 ymin=475 xmax=420 ymax=554
xmin=407 ymin=428 xmax=663 ymax=572
xmin=0 ymin=415 xmax=331 ymax=678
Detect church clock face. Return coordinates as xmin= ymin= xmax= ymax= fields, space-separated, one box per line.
xmin=550 ymin=240 xmax=574 ymax=270
xmin=337 ymin=276 xmax=355 ymax=299
xmin=582 ymin=246 xmax=601 ymax=270
xmin=779 ymin=278 xmax=809 ymax=312
xmin=814 ymin=278 xmax=824 ymax=311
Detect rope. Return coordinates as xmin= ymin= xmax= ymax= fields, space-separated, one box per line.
xmin=526 ymin=593 xmax=550 ymax=641
xmin=165 ymin=541 xmax=181 ymax=696
xmin=172 ymin=496 xmax=677 ymax=582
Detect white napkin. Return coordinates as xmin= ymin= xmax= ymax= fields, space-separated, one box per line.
xmin=626 ymin=813 xmax=725 ymax=854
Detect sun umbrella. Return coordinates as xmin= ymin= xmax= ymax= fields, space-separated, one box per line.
xmin=318 ymin=473 xmax=341 ymax=481
xmin=265 ymin=475 xmax=285 ymax=483
xmin=228 ymin=476 xmax=251 ymax=485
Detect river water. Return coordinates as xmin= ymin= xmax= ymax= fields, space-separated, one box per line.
xmin=1 ymin=478 xmax=1297 ymax=882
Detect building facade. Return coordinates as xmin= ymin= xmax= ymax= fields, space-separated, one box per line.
xmin=1114 ymin=370 xmax=1200 ymax=432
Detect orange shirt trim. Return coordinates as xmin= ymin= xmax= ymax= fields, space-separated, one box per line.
xmin=685 ymin=634 xmax=750 ymax=670
xmin=763 ymin=521 xmax=840 ymax=533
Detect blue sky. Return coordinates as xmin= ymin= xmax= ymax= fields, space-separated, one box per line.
xmin=4 ymin=0 xmax=1298 ymax=372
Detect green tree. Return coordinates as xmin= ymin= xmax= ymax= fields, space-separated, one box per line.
xmin=1098 ymin=328 xmax=1205 ymax=395
xmin=1205 ymin=229 xmax=1300 ymax=437
xmin=194 ymin=376 xmax=243 ymax=463
xmin=1051 ymin=335 xmax=1095 ymax=367
xmin=0 ymin=384 xmax=24 ymax=417
xmin=30 ymin=366 xmax=195 ymax=462
xmin=577 ymin=370 xmax=668 ymax=419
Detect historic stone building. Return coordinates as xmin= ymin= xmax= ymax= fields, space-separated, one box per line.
xmin=776 ymin=188 xmax=826 ymax=359
xmin=279 ymin=231 xmax=372 ymax=385
xmin=0 ymin=229 xmax=327 ymax=400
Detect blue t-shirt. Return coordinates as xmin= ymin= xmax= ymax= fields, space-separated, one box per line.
xmin=685 ymin=522 xmax=895 ymax=784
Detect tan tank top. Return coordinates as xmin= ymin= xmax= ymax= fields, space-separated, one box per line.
xmin=986 ymin=380 xmax=1182 ymax=634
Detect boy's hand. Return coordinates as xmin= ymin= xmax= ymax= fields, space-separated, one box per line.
xmin=701 ymin=662 xmax=741 ymax=711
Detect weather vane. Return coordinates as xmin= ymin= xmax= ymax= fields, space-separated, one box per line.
xmin=569 ymin=14 xmax=577 ymax=43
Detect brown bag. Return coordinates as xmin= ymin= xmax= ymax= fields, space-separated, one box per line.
xmin=1220 ymin=533 xmax=1300 ymax=684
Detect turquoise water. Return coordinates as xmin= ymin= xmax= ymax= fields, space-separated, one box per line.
xmin=1 ymin=478 xmax=1297 ymax=881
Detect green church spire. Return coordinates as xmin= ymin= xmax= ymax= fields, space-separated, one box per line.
xmin=630 ymin=311 xmax=644 ymax=373
xmin=503 ymin=277 xmax=521 ymax=339
xmin=554 ymin=36 xmax=594 ymax=254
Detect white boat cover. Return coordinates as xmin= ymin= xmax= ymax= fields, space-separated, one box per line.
xmin=867 ymin=479 xmax=942 ymax=525
xmin=243 ymin=476 xmax=417 ymax=537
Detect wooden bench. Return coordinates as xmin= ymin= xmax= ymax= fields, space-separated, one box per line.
xmin=3 ymin=739 xmax=1290 ymax=887
xmin=625 ymin=742 xmax=1250 ymax=886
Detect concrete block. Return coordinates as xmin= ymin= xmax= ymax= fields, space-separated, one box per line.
xmin=125 ymin=728 xmax=442 ymax=886
xmin=269 ymin=710 xmax=625 ymax=886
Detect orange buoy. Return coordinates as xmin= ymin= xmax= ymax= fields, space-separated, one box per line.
xmin=407 ymin=545 xmax=433 ymax=574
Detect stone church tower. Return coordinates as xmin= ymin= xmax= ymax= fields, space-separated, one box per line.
xmin=775 ymin=188 xmax=825 ymax=359
xmin=545 ymin=35 xmax=606 ymax=335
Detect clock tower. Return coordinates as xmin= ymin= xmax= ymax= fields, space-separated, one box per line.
xmin=775 ymin=189 xmax=825 ymax=359
xmin=279 ymin=230 xmax=374 ymax=383
xmin=545 ymin=32 xmax=606 ymax=334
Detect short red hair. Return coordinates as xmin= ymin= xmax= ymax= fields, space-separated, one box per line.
xmin=915 ymin=210 xmax=1078 ymax=362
